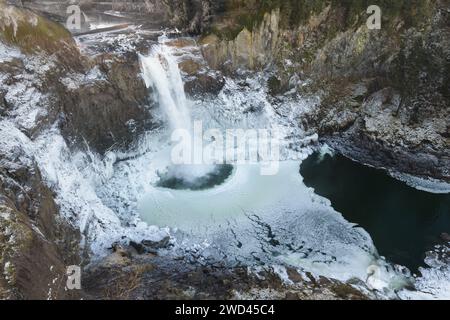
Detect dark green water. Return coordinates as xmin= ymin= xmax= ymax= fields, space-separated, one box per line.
xmin=157 ymin=164 xmax=234 ymax=191
xmin=300 ymin=153 xmax=450 ymax=273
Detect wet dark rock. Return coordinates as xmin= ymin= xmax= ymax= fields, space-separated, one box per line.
xmin=142 ymin=236 xmax=171 ymax=250
xmin=267 ymin=76 xmax=285 ymax=96
xmin=286 ymin=268 xmax=303 ymax=283
xmin=324 ymin=132 xmax=449 ymax=182
xmin=184 ymin=73 xmax=225 ymax=97
xmin=0 ymin=90 xmax=6 ymax=114
xmin=179 ymin=59 xmax=202 ymax=75
xmin=110 ymin=242 xmax=122 ymax=252
xmin=129 ymin=241 xmax=146 ymax=255
xmin=441 ymin=233 xmax=450 ymax=242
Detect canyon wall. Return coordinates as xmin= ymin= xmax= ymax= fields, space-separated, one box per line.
xmin=0 ymin=2 xmax=153 ymax=298
xmin=0 ymin=0 xmax=448 ymax=299
xmin=197 ymin=0 xmax=449 ymax=181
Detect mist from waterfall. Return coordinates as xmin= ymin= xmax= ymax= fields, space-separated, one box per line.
xmin=139 ymin=38 xmax=191 ymax=132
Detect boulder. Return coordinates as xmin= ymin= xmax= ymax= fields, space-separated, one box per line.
xmin=184 ymin=73 xmax=225 ymax=97
xmin=141 ymin=236 xmax=171 ymax=250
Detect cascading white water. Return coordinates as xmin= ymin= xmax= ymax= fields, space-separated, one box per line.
xmin=139 ymin=38 xmax=191 ymax=131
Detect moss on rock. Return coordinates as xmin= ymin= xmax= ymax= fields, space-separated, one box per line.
xmin=0 ymin=2 xmax=80 ymax=66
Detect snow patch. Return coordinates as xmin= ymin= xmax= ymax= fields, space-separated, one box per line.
xmin=390 ymin=172 xmax=450 ymax=194
xmin=399 ymin=244 xmax=450 ymax=300
xmin=61 ymin=66 xmax=106 ymax=90
xmin=0 ymin=41 xmax=23 ymax=62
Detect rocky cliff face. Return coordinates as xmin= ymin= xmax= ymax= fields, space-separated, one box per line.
xmin=56 ymin=55 xmax=153 ymax=154
xmin=0 ymin=134 xmax=81 ymax=299
xmin=200 ymin=9 xmax=281 ymax=71
xmin=1 ymin=1 xmax=154 ymax=154
xmin=197 ymin=0 xmax=450 ymax=181
xmin=0 ymin=2 xmax=154 ymax=298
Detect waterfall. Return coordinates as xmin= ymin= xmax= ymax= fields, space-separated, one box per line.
xmin=139 ymin=38 xmax=191 ymax=131
xmin=138 ymin=37 xmax=218 ymax=180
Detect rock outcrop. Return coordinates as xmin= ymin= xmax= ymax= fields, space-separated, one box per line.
xmin=57 ymin=55 xmax=154 ymax=154
xmin=200 ymin=9 xmax=281 ymax=71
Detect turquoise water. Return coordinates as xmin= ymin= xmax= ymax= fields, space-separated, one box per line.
xmin=300 ymin=153 xmax=450 ymax=273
